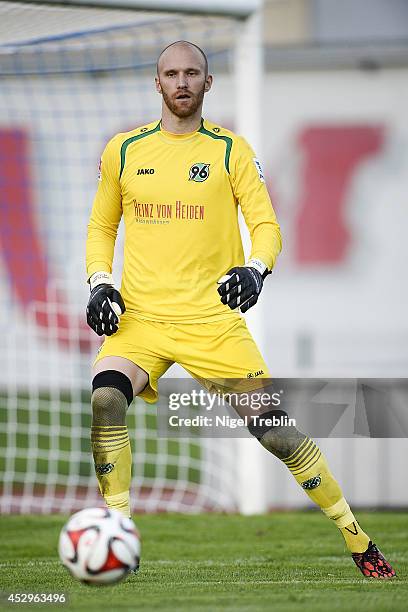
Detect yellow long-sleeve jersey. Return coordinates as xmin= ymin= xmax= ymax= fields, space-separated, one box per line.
xmin=86 ymin=118 xmax=282 ymax=323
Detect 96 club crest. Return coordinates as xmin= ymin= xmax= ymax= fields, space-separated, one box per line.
xmin=189 ymin=163 xmax=210 ymax=182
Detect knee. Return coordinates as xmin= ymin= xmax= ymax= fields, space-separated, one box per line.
xmin=247 ymin=409 xmax=306 ymax=460
xmin=91 ymin=387 xmax=128 ymax=425
xmin=91 ymin=370 xmax=133 ymax=426
xmin=259 ymin=427 xmax=306 ymax=460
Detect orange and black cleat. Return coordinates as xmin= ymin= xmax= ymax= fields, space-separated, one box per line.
xmin=352 ymin=541 xmax=397 ymax=579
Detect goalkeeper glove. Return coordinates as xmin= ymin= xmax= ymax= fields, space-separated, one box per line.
xmin=217 ymin=259 xmax=270 ymax=314
xmin=86 ymin=271 xmax=126 ymax=336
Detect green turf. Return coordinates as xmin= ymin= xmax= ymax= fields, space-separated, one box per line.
xmin=0 ymin=512 xmax=406 ymax=611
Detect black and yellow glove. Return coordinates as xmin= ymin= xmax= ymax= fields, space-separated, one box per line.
xmin=86 ymin=271 xmax=125 ymax=336
xmin=217 ymin=259 xmax=270 ymax=314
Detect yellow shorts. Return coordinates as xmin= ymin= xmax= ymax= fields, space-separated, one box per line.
xmin=93 ymin=313 xmax=270 ymax=403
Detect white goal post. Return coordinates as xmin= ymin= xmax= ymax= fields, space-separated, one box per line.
xmin=26 ymin=0 xmax=260 ymax=16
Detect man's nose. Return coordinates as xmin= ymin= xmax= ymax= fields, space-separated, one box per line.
xmin=176 ymin=73 xmax=188 ymax=88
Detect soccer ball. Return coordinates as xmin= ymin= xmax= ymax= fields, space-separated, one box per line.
xmin=58 ymin=507 xmax=141 ymax=585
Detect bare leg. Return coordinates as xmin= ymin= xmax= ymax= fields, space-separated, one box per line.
xmin=92 ymin=355 xmax=148 ymax=397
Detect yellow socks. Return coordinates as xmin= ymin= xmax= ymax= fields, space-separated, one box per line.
xmin=90 ymin=425 xmax=132 ymax=517
xmin=324 ymin=499 xmax=370 ymax=554
xmin=104 ymin=491 xmax=131 ymax=517
xmin=283 ymin=437 xmax=370 ymax=553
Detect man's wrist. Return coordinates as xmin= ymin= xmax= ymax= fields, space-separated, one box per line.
xmin=88 ymin=271 xmax=114 ymax=291
xmin=245 ymin=258 xmax=268 ymax=277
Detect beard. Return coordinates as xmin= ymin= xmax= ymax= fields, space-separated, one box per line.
xmin=161 ymin=84 xmax=205 ymax=118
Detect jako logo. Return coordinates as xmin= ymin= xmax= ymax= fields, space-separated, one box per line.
xmin=247 ymin=369 xmax=264 ymax=379
xmin=137 ymin=168 xmax=155 ymax=175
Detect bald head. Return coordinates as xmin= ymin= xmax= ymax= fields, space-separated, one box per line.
xmin=155 ymin=40 xmax=212 ymax=124
xmin=156 ymin=40 xmax=208 ymax=77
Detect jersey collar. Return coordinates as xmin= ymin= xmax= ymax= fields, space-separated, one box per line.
xmin=158 ymin=118 xmax=204 ymax=142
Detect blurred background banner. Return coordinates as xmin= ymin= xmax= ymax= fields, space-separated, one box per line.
xmin=0 ymin=0 xmax=407 ymax=514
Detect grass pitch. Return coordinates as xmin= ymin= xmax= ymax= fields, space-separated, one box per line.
xmin=0 ymin=512 xmax=407 ymax=612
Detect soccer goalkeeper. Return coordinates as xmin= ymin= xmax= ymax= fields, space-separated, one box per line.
xmin=85 ymin=40 xmax=395 ymax=579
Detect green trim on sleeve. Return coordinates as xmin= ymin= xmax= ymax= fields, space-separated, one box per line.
xmin=198 ymin=122 xmax=233 ymax=174
xmin=119 ymin=122 xmax=161 ymax=178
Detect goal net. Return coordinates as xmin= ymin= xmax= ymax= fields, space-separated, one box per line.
xmin=0 ymin=0 xmax=247 ymax=514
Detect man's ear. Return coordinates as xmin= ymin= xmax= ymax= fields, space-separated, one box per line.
xmin=204 ymin=74 xmax=213 ymax=93
xmin=155 ymin=77 xmax=162 ymax=94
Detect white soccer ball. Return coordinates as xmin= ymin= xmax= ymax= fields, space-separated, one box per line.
xmin=58 ymin=507 xmax=141 ymax=585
